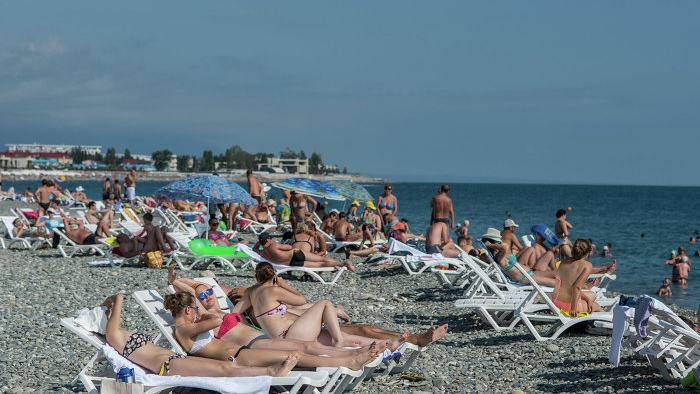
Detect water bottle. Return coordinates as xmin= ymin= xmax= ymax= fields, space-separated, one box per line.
xmin=117 ymin=367 xmax=135 ymax=383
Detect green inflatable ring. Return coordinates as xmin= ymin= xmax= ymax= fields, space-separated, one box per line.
xmin=188 ymin=238 xmax=249 ymax=257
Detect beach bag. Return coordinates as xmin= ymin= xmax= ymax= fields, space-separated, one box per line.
xmin=141 ymin=250 xmax=163 ymax=268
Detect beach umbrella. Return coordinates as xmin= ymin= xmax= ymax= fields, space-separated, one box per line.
xmin=329 ymin=179 xmax=373 ymax=202
xmin=270 ymin=177 xmax=345 ymax=201
xmin=156 ymin=174 xmax=258 ymax=207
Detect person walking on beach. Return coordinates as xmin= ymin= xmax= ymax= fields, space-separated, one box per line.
xmin=376 ymin=183 xmax=398 ymax=226
xmin=124 ymin=169 xmax=136 ymax=204
xmin=430 ymin=184 xmax=454 ymax=229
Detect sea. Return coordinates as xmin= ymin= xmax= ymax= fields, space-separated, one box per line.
xmin=5 ymin=179 xmax=700 ymax=310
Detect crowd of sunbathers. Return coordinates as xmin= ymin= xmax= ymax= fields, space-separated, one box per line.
xmin=94 ymin=263 xmax=448 ymax=379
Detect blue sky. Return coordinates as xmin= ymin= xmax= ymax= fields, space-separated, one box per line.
xmin=1 ymin=2 xmax=699 ymax=186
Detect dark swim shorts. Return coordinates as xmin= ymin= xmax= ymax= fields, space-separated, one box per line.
xmin=289 ymin=250 xmax=305 ymax=267
xmin=82 ymin=233 xmax=98 ymax=245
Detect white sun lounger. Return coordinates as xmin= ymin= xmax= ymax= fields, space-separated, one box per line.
xmin=0 ymin=216 xmax=51 ymax=250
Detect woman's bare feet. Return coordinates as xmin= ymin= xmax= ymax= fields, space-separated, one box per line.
xmin=349 ymin=341 xmax=381 ymax=370
xmin=414 ymin=324 xmax=448 ymax=347
xmin=345 ymin=261 xmax=357 ymax=273
xmin=168 ymin=263 xmax=177 ymax=285
xmin=387 ymin=329 xmax=409 ymax=351
xmin=269 ymin=353 xmax=299 ymax=377
xmin=336 ymin=306 xmax=351 ymax=323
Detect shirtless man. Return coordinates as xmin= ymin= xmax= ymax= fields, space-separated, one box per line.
xmin=111 ymin=180 xmax=122 ymax=203
xmin=332 ymin=212 xmax=363 ymax=243
xmin=124 ymin=170 xmax=136 ymax=203
xmin=253 ymin=232 xmax=357 ymax=272
xmin=246 ymin=169 xmax=263 ymax=204
xmin=425 ymin=220 xmax=460 ymax=258
xmin=62 ymin=216 xmax=102 ymax=245
xmin=555 ymin=209 xmax=573 ymax=258
xmin=500 ymin=219 xmax=523 ymax=255
xmin=34 ymin=179 xmax=55 ymax=216
xmin=430 ymin=184 xmax=454 ymax=229
xmin=73 ymin=186 xmax=89 ymax=203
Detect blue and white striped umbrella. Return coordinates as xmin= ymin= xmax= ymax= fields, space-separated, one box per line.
xmin=271 ymin=178 xmax=345 ymax=201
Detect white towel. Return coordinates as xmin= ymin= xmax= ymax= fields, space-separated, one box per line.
xmin=609 ymin=305 xmax=635 ymax=367
xmin=102 ymin=345 xmax=271 ymax=394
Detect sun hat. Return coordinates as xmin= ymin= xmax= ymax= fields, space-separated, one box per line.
xmin=504 ymin=219 xmax=519 ymax=228
xmin=47 ymin=208 xmax=56 ymax=214
xmin=351 ymin=200 xmax=360 ymax=206
xmin=481 ymin=228 xmax=502 ymax=243
xmin=530 ymin=224 xmax=562 ymax=246
xmin=364 ymin=201 xmax=377 ymax=210
xmin=671 ymin=250 xmax=678 ymax=256
xmin=329 ymin=209 xmax=339 ymax=215
xmin=76 ymin=186 xmax=84 ymax=192
xmin=393 ymin=222 xmax=406 ymax=231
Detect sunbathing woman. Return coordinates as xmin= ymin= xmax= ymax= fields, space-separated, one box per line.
xmin=201 ymin=217 xmax=233 ymax=246
xmin=236 ymin=262 xmax=408 ymax=349
xmin=165 ymin=292 xmax=379 ymax=370
xmin=102 ymin=294 xmax=297 ymax=378
xmin=551 ymin=238 xmax=606 ymax=316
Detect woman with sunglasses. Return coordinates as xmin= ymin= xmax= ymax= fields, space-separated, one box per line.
xmin=170 ymin=270 xmax=375 ymax=358
xmin=376 ymin=183 xmax=398 ymax=226
xmin=102 ymin=294 xmax=298 ymax=378
xmin=201 ymin=217 xmax=233 ymax=246
xmin=165 ymin=292 xmax=379 ymax=370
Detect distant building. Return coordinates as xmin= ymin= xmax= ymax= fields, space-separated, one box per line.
xmin=0 ymin=151 xmax=72 ymax=169
xmin=6 ymin=143 xmax=102 ymax=156
xmin=257 ymin=157 xmax=309 ymax=174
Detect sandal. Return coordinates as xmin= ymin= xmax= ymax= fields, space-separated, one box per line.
xmin=400 ymin=373 xmax=425 ymax=382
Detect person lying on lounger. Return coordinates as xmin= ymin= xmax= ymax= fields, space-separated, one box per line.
xmin=102 ymin=294 xmax=297 ymax=378
xmin=253 ymin=232 xmax=357 ymax=272
xmin=165 ymin=292 xmax=380 ymax=370
xmin=62 ymin=216 xmax=103 ymax=245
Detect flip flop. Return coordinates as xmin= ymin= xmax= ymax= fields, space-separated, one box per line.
xmin=400 ymin=373 xmax=425 ymax=382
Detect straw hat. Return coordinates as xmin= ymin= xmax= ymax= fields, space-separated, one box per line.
xmin=351 ymin=200 xmax=360 ymax=206
xmin=364 ymin=201 xmax=376 ymax=210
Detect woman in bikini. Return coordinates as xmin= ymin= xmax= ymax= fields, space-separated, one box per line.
xmin=202 ymin=217 xmax=232 ymax=246
xmin=236 ymin=262 xmax=408 ymax=349
xmin=376 ymin=184 xmax=398 ymax=226
xmin=102 ymin=294 xmax=297 ymax=378
xmin=551 ymin=238 xmax=605 ymax=316
xmin=291 ymin=223 xmax=315 ymax=253
xmin=165 ymin=292 xmax=379 ymax=370
xmin=289 ymin=192 xmax=316 ymax=232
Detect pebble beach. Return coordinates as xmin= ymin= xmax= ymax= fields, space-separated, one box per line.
xmin=0 ymin=200 xmax=695 ymax=393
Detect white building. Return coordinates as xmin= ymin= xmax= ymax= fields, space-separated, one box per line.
xmin=257 ymin=157 xmax=309 ymax=174
xmin=5 ymin=143 xmax=102 ymax=155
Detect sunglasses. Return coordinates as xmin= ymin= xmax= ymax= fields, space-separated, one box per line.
xmin=197 ymin=288 xmax=214 ymax=300
xmin=186 ymin=305 xmax=200 ymax=313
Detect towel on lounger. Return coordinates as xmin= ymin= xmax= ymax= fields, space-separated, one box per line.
xmin=102 ymin=345 xmax=271 ymax=394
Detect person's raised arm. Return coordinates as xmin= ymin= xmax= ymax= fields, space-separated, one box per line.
xmin=232 ymin=287 xmax=253 ymax=314
xmin=104 ymin=294 xmax=125 ymax=338
xmin=273 ymin=275 xmax=306 ymax=304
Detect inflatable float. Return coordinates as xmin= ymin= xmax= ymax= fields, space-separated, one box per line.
xmin=188 ymin=238 xmax=250 ymax=257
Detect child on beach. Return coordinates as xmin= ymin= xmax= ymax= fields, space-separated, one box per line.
xmin=657 ymin=278 xmax=672 ymax=297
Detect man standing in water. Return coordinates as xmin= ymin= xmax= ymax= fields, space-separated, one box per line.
xmin=430 ymin=184 xmax=455 ymax=229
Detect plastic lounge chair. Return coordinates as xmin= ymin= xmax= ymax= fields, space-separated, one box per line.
xmin=0 ymin=216 xmax=51 ymax=250
xmin=375 ymin=238 xmax=466 ymax=275
xmin=235 ymin=244 xmax=347 ymax=285
xmin=132 ymin=290 xmax=338 ymax=394
xmin=613 ymin=295 xmax=700 ymax=382
xmin=314 ymin=225 xmax=387 ymax=254
xmin=236 ymin=213 xmax=278 ymax=235
xmin=514 ymin=263 xmax=616 ymax=341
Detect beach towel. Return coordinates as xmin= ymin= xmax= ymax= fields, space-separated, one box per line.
xmin=101 ymin=345 xmax=272 ymax=394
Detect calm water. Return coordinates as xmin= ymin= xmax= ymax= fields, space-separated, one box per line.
xmin=7 ymin=180 xmax=700 ymax=310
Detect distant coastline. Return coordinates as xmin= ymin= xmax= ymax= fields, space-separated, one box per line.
xmin=0 ymin=168 xmax=388 ymax=184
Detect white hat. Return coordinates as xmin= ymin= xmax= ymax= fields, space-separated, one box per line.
xmin=76 ymin=186 xmax=84 ymax=192
xmin=504 ymin=219 xmax=519 ymax=228
xmin=47 ymin=208 xmax=57 ymax=214
xmin=482 ymin=228 xmax=502 ymax=243
xmin=329 ymin=209 xmax=339 ymax=215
